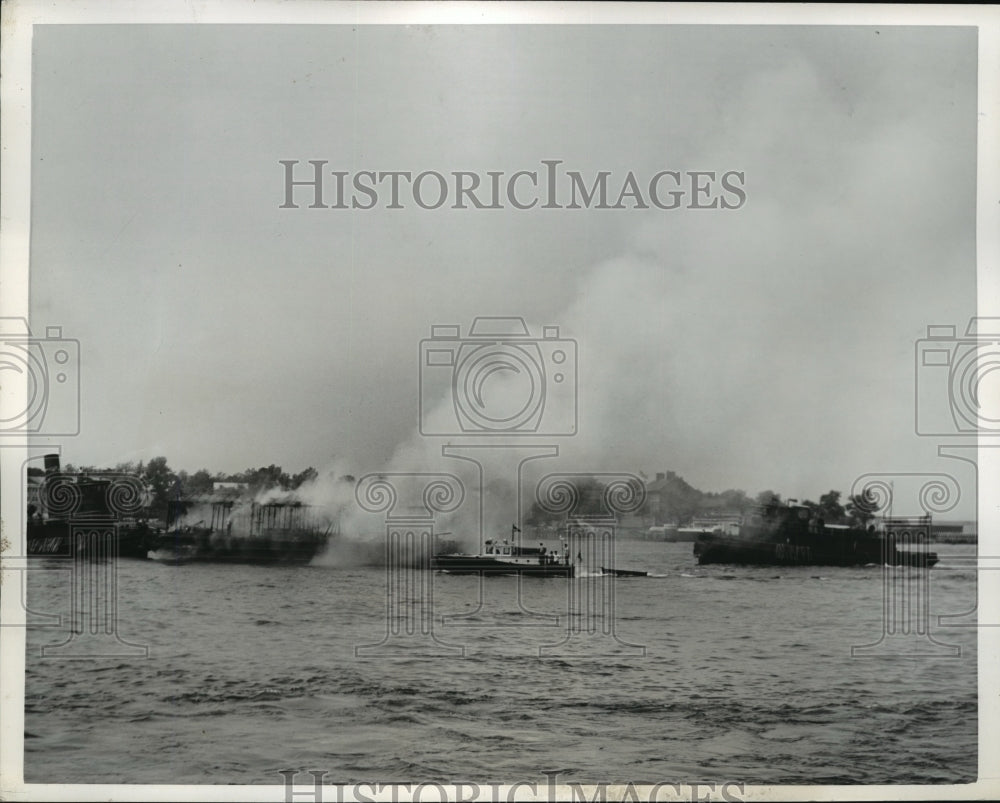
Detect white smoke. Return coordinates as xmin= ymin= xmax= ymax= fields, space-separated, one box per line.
xmin=292 ymin=38 xmax=976 ymax=551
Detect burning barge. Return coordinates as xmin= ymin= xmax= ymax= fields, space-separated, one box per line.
xmin=693 ymin=501 xmax=939 ymax=568
xmin=27 ymin=455 xmax=333 ymax=565
xmin=149 ymin=498 xmax=332 ymax=565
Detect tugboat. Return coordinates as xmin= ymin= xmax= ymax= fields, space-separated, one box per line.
xmin=433 ymin=525 xmax=575 ymax=577
xmin=693 ymin=500 xmax=939 ymax=567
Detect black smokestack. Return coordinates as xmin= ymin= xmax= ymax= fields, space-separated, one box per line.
xmin=44 ymin=454 xmax=61 ymax=474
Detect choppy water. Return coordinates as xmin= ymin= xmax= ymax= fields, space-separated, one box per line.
xmin=24 ymin=541 xmax=977 ymax=785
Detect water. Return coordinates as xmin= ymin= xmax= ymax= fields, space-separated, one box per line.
xmin=24 ymin=541 xmax=977 ymax=785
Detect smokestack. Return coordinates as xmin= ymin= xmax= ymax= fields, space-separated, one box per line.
xmin=44 ymin=454 xmax=61 ymax=474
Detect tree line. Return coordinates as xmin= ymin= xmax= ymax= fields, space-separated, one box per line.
xmin=34 ymin=459 xmax=876 ymax=528
xmin=525 ymin=470 xmax=876 ymax=528
xmin=32 ymin=457 xmax=333 ymax=520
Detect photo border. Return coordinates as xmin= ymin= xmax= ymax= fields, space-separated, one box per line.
xmin=1 ymin=2 xmax=997 ymax=800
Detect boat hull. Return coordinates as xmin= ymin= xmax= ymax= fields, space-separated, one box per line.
xmin=694 ymin=534 xmax=939 ymax=568
xmin=601 ymin=567 xmax=648 ymax=577
xmin=433 ymin=554 xmax=574 ymax=577
xmin=26 ymin=521 xmax=156 ymax=560
xmin=150 ymin=529 xmax=326 ymax=565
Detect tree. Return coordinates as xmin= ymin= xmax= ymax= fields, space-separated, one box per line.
xmin=247 ymin=464 xmax=289 ymax=493
xmin=817 ymin=490 xmax=846 ymax=524
xmin=290 ymin=467 xmax=318 ymax=489
xmin=755 ymin=490 xmax=782 ymax=506
xmin=846 ymin=491 xmax=878 ymax=528
xmin=226 ymin=465 xmax=289 ymax=493
xmin=652 ymin=471 xmax=704 ymax=524
xmin=185 ymin=469 xmax=215 ymax=496
xmin=143 ymin=456 xmax=178 ymax=515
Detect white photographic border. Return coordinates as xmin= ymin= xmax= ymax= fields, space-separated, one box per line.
xmin=1 ymin=2 xmax=997 ymax=801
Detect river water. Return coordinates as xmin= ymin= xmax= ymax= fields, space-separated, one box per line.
xmin=23 ymin=540 xmax=977 ymax=786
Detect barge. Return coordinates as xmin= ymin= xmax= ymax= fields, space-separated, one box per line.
xmin=27 ymin=455 xmax=155 ymax=559
xmin=693 ymin=501 xmax=939 ymax=567
xmin=148 ymin=498 xmax=331 ymax=565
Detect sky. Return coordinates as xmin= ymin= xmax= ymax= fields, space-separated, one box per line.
xmin=26 ymin=23 xmax=980 ymax=518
